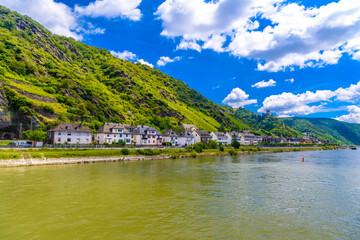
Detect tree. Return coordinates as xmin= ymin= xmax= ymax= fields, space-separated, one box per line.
xmin=22 ymin=130 xmax=47 ymax=141
xmin=231 ymin=139 xmax=240 ymax=149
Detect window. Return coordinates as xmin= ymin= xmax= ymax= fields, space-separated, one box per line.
xmin=68 ymin=132 xmax=71 ymax=136
xmin=120 ymin=134 xmax=122 ymax=138
xmin=58 ymin=138 xmax=61 ymax=142
xmin=77 ymin=138 xmax=80 ymax=143
xmin=67 ymin=138 xmax=71 ymax=142
xmin=58 ymin=132 xmax=61 ymax=135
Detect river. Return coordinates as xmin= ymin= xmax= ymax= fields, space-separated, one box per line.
xmin=0 ymin=149 xmax=359 ymax=239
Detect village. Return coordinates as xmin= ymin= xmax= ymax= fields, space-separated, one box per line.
xmin=23 ymin=121 xmax=329 ymax=148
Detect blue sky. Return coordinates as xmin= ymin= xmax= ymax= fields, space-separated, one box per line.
xmin=1 ymin=0 xmax=360 ymax=123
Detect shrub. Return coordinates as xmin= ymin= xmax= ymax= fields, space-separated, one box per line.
xmin=219 ymin=145 xmax=225 ymax=152
xmin=121 ymin=148 xmax=130 ymax=155
xmin=194 ymin=145 xmax=203 ymax=153
xmin=228 ymin=149 xmax=238 ymax=156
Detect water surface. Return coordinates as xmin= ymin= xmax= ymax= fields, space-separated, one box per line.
xmin=0 ymin=149 xmax=359 ymax=239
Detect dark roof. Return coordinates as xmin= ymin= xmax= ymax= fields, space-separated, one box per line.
xmin=96 ymin=123 xmax=130 ymax=134
xmin=194 ymin=130 xmax=211 ymax=138
xmin=48 ymin=123 xmax=91 ymax=133
xmin=211 ymin=131 xmax=227 ymax=138
xmin=162 ymin=129 xmax=178 ymax=137
xmin=132 ymin=125 xmax=162 ymax=136
xmin=179 ymin=130 xmax=194 ymax=138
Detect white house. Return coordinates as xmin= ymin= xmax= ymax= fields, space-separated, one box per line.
xmin=132 ymin=125 xmax=162 ymax=147
xmin=226 ymin=132 xmax=244 ymax=145
xmin=180 ymin=123 xmax=198 ymax=132
xmin=210 ymin=131 xmax=228 ymax=145
xmin=240 ymin=132 xmax=257 ymax=145
xmin=95 ymin=123 xmax=132 ymax=145
xmin=162 ymin=129 xmax=179 ymax=146
xmin=192 ymin=130 xmax=212 ymax=144
xmin=47 ymin=123 xmax=92 ymax=144
xmin=178 ymin=130 xmax=194 ymax=147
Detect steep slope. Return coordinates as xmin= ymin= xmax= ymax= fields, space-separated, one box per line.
xmin=234 ymin=107 xmax=300 ymax=137
xmin=0 ymin=5 xmax=253 ymax=133
xmin=283 ymin=117 xmax=360 ymax=145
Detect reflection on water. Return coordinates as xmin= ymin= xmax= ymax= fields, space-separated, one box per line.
xmin=0 ymin=149 xmax=360 ymax=239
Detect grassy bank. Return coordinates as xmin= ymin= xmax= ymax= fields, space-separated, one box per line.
xmin=0 ymin=146 xmax=338 ymax=161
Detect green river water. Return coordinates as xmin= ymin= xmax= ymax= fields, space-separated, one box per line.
xmin=0 ymin=149 xmax=360 ymax=239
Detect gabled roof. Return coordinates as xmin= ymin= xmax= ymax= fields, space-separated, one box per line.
xmin=179 ymin=130 xmax=194 ymax=138
xmin=132 ymin=125 xmax=162 ymax=136
xmin=180 ymin=123 xmax=198 ymax=130
xmin=211 ymin=131 xmax=228 ymax=138
xmin=96 ymin=123 xmax=130 ymax=134
xmin=162 ymin=129 xmax=178 ymax=137
xmin=48 ymin=123 xmax=91 ymax=133
xmin=194 ymin=130 xmax=211 ymax=138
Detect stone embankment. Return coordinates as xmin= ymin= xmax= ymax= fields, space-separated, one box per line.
xmin=0 ymin=155 xmax=175 ymax=167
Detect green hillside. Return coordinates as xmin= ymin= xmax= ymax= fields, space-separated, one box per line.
xmin=0 ymin=5 xmax=254 ymax=133
xmin=283 ymin=117 xmax=360 ymax=145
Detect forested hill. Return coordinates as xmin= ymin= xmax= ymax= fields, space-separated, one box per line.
xmin=0 ymin=5 xmax=299 ymax=136
xmin=283 ymin=117 xmax=360 ymax=145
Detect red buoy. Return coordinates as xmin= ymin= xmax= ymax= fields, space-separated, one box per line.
xmin=302 ymin=157 xmax=305 ymax=162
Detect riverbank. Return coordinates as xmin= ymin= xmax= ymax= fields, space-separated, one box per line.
xmin=0 ymin=146 xmax=338 ymax=167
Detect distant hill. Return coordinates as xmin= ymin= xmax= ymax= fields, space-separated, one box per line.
xmin=282 ymin=117 xmax=360 ymax=145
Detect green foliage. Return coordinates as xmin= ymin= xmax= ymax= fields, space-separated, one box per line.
xmin=121 ymin=148 xmax=130 ymax=155
xmin=228 ymin=149 xmax=238 ymax=156
xmin=231 ymin=139 xmax=240 ymax=149
xmin=219 ymin=145 xmax=225 ymax=152
xmin=22 ymin=130 xmax=47 ymax=141
xmin=283 ymin=117 xmax=360 ymax=145
xmin=208 ymin=140 xmax=218 ymax=149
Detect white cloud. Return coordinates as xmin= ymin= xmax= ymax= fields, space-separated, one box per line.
xmin=258 ymin=80 xmax=360 ymax=116
xmin=222 ymin=88 xmax=257 ymax=108
xmin=285 ymin=78 xmax=295 ymax=83
xmin=156 ymin=0 xmax=360 ymax=72
xmin=75 ymin=0 xmax=142 ymax=20
xmin=0 ymin=0 xmax=81 ymax=39
xmin=110 ymin=50 xmax=137 ymax=60
xmin=137 ymin=59 xmax=154 ymax=68
xmin=176 ymin=40 xmax=202 ymax=52
xmin=252 ymin=79 xmax=276 ymax=88
xmin=156 ymin=56 xmax=181 ymax=67
xmin=334 ymin=81 xmax=360 ymax=102
xmin=259 ymin=90 xmax=334 ymax=116
xmin=335 ymin=105 xmax=360 ymax=123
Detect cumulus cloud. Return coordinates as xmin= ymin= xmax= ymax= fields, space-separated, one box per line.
xmin=335 ymin=105 xmax=360 ymax=123
xmin=111 ymin=50 xmax=153 ymax=67
xmin=110 ymin=50 xmax=137 ymax=60
xmin=137 ymin=59 xmax=154 ymax=68
xmin=222 ymin=88 xmax=257 ymax=108
xmin=176 ymin=40 xmax=202 ymax=52
xmin=258 ymin=80 xmax=360 ymax=116
xmin=156 ymin=0 xmax=360 ymax=72
xmin=156 ymin=56 xmax=181 ymax=67
xmin=0 ymin=0 xmax=81 ymax=39
xmin=285 ymin=78 xmax=295 ymax=83
xmin=259 ymin=90 xmax=334 ymax=116
xmin=252 ymin=79 xmax=276 ymax=88
xmin=75 ymin=0 xmax=142 ymax=20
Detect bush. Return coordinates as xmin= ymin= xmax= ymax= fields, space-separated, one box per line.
xmin=228 ymin=149 xmax=238 ymax=156
xmin=121 ymin=148 xmax=130 ymax=155
xmin=231 ymin=139 xmax=240 ymax=149
xmin=194 ymin=145 xmax=203 ymax=153
xmin=219 ymin=145 xmax=225 ymax=152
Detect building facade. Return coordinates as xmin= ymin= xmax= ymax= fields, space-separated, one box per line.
xmin=178 ymin=130 xmax=194 ymax=147
xmin=48 ymin=123 xmax=92 ymax=144
xmin=210 ymin=131 xmax=228 ymax=145
xmin=95 ymin=123 xmax=132 ymax=145
xmin=192 ymin=130 xmax=212 ymax=144
xmin=162 ymin=129 xmax=179 ymax=146
xmin=132 ymin=125 xmax=163 ymax=147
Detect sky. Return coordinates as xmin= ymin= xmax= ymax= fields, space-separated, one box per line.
xmin=1 ymin=0 xmax=360 ymax=123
